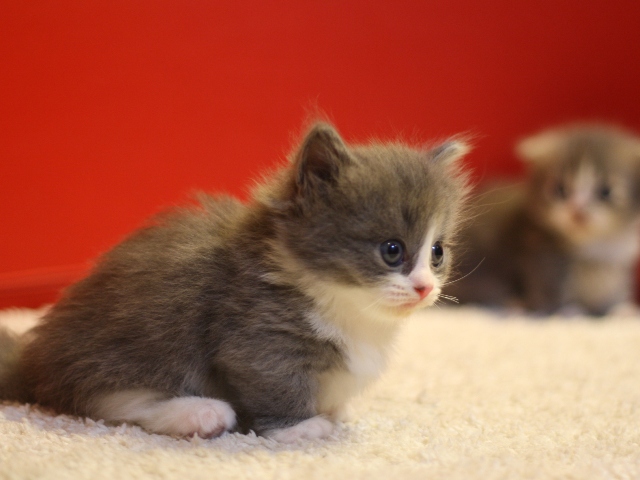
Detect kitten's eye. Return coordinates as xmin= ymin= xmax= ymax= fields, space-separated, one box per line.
xmin=598 ymin=184 xmax=612 ymax=201
xmin=554 ymin=181 xmax=567 ymax=199
xmin=380 ymin=240 xmax=405 ymax=267
xmin=431 ymin=241 xmax=444 ymax=267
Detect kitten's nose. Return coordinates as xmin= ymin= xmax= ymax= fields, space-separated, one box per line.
xmin=572 ymin=209 xmax=588 ymax=225
xmin=414 ymin=285 xmax=433 ymax=300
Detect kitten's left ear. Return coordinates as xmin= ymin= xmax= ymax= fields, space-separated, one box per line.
xmin=293 ymin=123 xmax=351 ymax=195
xmin=431 ymin=140 xmax=471 ymax=165
xmin=516 ymin=129 xmax=566 ymax=165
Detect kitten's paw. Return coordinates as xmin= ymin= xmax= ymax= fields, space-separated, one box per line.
xmin=609 ymin=302 xmax=640 ymax=318
xmin=266 ymin=416 xmax=334 ymax=443
xmin=179 ymin=398 xmax=236 ymax=438
xmin=557 ymin=304 xmax=587 ymax=318
xmin=92 ymin=390 xmax=237 ymax=438
xmin=190 ymin=398 xmax=236 ymax=438
xmin=137 ymin=396 xmax=236 ymax=438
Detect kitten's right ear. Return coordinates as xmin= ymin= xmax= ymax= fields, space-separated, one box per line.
xmin=431 ymin=140 xmax=471 ymax=166
xmin=516 ymin=129 xmax=565 ymax=164
xmin=293 ymin=123 xmax=351 ymax=196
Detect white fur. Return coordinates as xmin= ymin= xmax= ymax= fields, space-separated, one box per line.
xmin=305 ymin=282 xmax=402 ymax=418
xmin=0 ymin=306 xmax=48 ymax=335
xmin=577 ymin=223 xmax=640 ymax=264
xmin=265 ymin=415 xmax=334 ymax=443
xmin=91 ymin=390 xmax=236 ymax=438
xmin=408 ymin=225 xmax=441 ymax=302
xmin=304 ymin=224 xmax=444 ymax=419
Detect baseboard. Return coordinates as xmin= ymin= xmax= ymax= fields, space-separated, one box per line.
xmin=0 ymin=264 xmax=89 ymax=309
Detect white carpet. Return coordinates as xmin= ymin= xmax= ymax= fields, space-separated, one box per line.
xmin=1 ymin=306 xmax=640 ymax=479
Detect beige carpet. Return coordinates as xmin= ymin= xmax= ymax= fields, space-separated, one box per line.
xmin=1 ymin=306 xmax=639 ymax=479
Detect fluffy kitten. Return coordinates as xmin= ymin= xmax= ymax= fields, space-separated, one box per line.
xmin=448 ymin=124 xmax=640 ymax=316
xmin=0 ymin=123 xmax=471 ymax=442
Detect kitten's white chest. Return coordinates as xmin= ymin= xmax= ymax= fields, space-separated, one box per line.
xmin=344 ymin=339 xmax=388 ymax=378
xmin=316 ymin=337 xmax=390 ymax=419
xmin=305 ymin=291 xmax=402 ymax=420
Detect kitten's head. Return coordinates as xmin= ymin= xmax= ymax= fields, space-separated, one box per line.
xmin=517 ymin=124 xmax=640 ymax=245
xmin=258 ymin=123 xmax=471 ymax=318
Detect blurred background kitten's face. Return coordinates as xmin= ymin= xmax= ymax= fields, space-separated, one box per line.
xmin=537 ymin=164 xmax=631 ymax=245
xmin=519 ymin=126 xmax=640 ymax=246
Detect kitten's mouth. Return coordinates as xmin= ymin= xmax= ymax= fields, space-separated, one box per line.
xmin=407 ymin=288 xmax=442 ymax=309
xmin=382 ymin=289 xmax=439 ymax=315
xmin=395 ymin=298 xmax=432 ymax=312
xmin=569 ymin=214 xmax=592 ymax=234
xmin=401 ymin=301 xmax=420 ymax=310
xmin=572 ymin=211 xmax=589 ymax=226
xmin=562 ymin=221 xmax=594 ymax=244
xmin=380 ymin=301 xmax=418 ymax=316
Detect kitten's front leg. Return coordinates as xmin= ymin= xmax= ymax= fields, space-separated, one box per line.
xmin=216 ymin=329 xmax=341 ymax=443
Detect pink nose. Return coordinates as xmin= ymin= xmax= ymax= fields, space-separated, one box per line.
xmin=572 ymin=209 xmax=588 ymax=225
xmin=414 ymin=285 xmax=433 ymax=300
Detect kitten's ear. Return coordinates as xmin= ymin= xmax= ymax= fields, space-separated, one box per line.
xmin=516 ymin=129 xmax=565 ymax=164
xmin=431 ymin=140 xmax=471 ymax=165
xmin=294 ymin=123 xmax=351 ymax=194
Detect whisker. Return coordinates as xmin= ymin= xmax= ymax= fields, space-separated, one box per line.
xmin=458 ymin=184 xmax=523 ymax=224
xmin=442 ymin=258 xmax=485 ymax=287
xmin=438 ymin=294 xmax=459 ymax=304
xmin=361 ymin=295 xmax=386 ymax=312
xmin=469 ymin=183 xmax=523 ymax=203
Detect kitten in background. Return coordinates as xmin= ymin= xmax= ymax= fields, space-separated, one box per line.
xmin=0 ymin=122 xmax=471 ymax=442
xmin=447 ymin=124 xmax=640 ymax=316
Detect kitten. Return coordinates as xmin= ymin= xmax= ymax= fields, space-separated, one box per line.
xmin=0 ymin=123 xmax=471 ymax=442
xmin=448 ymin=124 xmax=640 ymax=316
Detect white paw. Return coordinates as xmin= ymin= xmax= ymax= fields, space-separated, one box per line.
xmin=557 ymin=304 xmax=587 ymax=317
xmin=145 ymin=397 xmax=236 ymax=438
xmin=266 ymin=416 xmax=334 ymax=443
xmin=186 ymin=398 xmax=236 ymax=438
xmin=609 ymin=302 xmax=640 ymax=318
xmin=92 ymin=390 xmax=236 ymax=438
xmin=329 ymin=405 xmax=353 ymax=423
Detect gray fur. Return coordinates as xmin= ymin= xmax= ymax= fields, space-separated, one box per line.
xmin=448 ymin=124 xmax=640 ymax=315
xmin=1 ymin=122 xmax=470 ymax=435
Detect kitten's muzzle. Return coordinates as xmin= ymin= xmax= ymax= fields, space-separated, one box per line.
xmin=571 ymin=209 xmax=589 ymax=226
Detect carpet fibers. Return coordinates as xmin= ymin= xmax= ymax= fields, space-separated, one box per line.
xmin=1 ymin=307 xmax=639 ymax=479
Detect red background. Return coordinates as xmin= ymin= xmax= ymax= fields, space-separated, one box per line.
xmin=2 ymin=1 xmax=640 ymax=308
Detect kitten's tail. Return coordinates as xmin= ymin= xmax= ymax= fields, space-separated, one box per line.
xmin=0 ymin=328 xmax=27 ymax=401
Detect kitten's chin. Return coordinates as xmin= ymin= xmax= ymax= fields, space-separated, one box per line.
xmin=380 ymin=304 xmax=416 ymax=318
xmin=381 ymin=296 xmax=436 ymax=317
xmin=558 ymin=225 xmax=606 ymax=247
xmin=363 ymin=296 xmax=420 ymax=322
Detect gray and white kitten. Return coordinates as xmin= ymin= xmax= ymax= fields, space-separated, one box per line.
xmin=0 ymin=123 xmax=470 ymax=442
xmin=448 ymin=124 xmax=640 ymax=316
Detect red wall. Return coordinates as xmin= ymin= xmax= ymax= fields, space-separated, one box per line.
xmin=2 ymin=1 xmax=640 ymax=307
